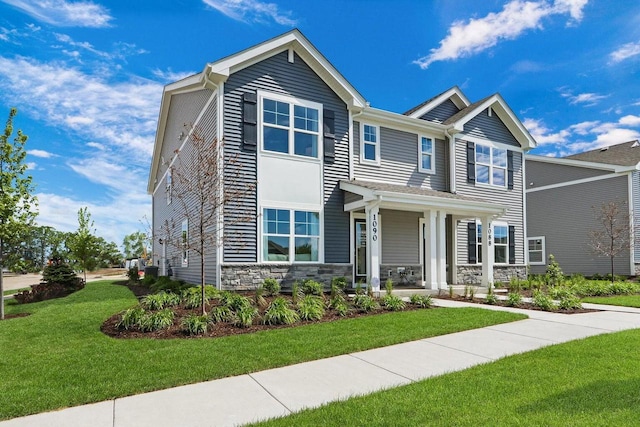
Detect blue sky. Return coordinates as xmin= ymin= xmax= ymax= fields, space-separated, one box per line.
xmin=1 ymin=0 xmax=639 ymax=247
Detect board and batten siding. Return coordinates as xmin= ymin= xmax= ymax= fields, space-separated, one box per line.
xmin=526 ymin=159 xmax=612 ymax=189
xmin=380 ymin=209 xmax=421 ymax=264
xmin=153 ymin=93 xmax=218 ymax=285
xmin=454 ymin=138 xmax=525 ymax=266
xmin=353 ymin=122 xmax=448 ymax=191
xmin=462 ymin=108 xmax=520 ymax=147
xmin=418 ymin=99 xmax=460 ymax=123
xmin=223 ymin=50 xmax=350 ymax=263
xmin=527 ymin=175 xmax=630 ymax=275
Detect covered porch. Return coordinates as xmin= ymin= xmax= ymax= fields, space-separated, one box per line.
xmin=340 ymin=180 xmax=507 ymax=291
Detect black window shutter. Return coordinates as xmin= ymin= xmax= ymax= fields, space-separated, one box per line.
xmin=508 ymin=226 xmax=516 ymax=264
xmin=242 ymin=92 xmax=257 ymax=151
xmin=467 ymin=221 xmax=477 ymax=264
xmin=323 ymin=109 xmax=335 ymax=162
xmin=507 ymin=150 xmax=514 ymax=190
xmin=466 ymin=141 xmax=475 ymax=183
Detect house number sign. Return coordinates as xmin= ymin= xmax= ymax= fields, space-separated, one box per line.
xmin=487 ymin=224 xmax=493 ymax=247
xmin=371 ymin=213 xmax=378 ymax=241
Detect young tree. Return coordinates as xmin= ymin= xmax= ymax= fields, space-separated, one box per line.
xmin=122 ymin=231 xmax=149 ymax=260
xmin=160 ymin=127 xmax=254 ymax=315
xmin=66 ymin=207 xmax=98 ymax=283
xmin=0 ymin=108 xmax=37 ymax=319
xmin=588 ymin=200 xmax=633 ymax=283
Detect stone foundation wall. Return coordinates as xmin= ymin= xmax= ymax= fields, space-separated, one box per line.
xmin=456 ymin=265 xmax=527 ymax=285
xmin=220 ymin=264 xmax=353 ymax=290
xmin=634 ymin=263 xmax=640 ymax=276
xmin=380 ymin=264 xmax=422 ymax=286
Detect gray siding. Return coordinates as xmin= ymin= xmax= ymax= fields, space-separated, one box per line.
xmin=353 ymin=122 xmax=448 ymax=191
xmin=344 ymin=191 xmax=363 ymax=205
xmin=223 ymin=50 xmax=350 ymax=263
xmin=527 ymin=159 xmax=612 ymax=188
xmin=418 ymin=99 xmax=460 ymax=123
xmin=527 ymin=175 xmax=631 ymax=275
xmin=381 ymin=209 xmax=421 ymax=264
xmin=461 ymin=108 xmax=520 ymax=147
xmin=634 ymin=171 xmax=640 ymax=263
xmin=455 ymin=138 xmax=525 ymax=266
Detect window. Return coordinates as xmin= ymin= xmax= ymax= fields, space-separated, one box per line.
xmin=418 ymin=136 xmax=435 ymax=173
xmin=166 ymin=168 xmax=172 ymax=205
xmin=263 ymin=208 xmax=320 ymax=262
xmin=262 ymin=95 xmax=320 ymax=158
xmin=361 ymin=123 xmax=379 ymax=164
xmin=476 ymin=222 xmax=509 ymax=264
xmin=476 ymin=144 xmax=507 ymax=187
xmin=181 ymin=219 xmax=188 ymax=267
xmin=528 ymin=236 xmax=546 ymax=265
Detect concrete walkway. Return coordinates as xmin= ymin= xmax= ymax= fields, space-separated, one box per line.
xmin=2 ymin=300 xmax=640 ymax=427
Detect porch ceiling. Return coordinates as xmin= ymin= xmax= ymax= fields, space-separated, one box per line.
xmin=340 ymin=179 xmax=507 ymax=218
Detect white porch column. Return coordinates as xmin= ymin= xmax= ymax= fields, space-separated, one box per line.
xmin=436 ymin=210 xmax=447 ymax=289
xmin=481 ymin=216 xmax=494 ymax=286
xmin=450 ymin=216 xmax=458 ymax=285
xmin=366 ymin=203 xmax=381 ymax=292
xmin=424 ymin=210 xmax=438 ymax=289
xmin=161 ymin=241 xmax=167 ymax=276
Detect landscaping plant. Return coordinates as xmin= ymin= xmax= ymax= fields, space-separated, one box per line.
xmin=263 ymin=278 xmax=281 ymax=296
xmin=381 ymin=294 xmax=406 ymax=311
xmin=409 ymin=294 xmax=433 ymax=308
xmin=297 ymin=295 xmax=325 ymax=321
xmin=181 ymin=314 xmax=209 ymax=335
xmin=264 ymin=297 xmax=299 ymax=325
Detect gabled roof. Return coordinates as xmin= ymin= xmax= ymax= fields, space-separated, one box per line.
xmin=443 ymin=93 xmax=537 ymax=150
xmin=403 ymin=86 xmax=470 ymax=118
xmin=565 ymin=140 xmax=640 ymax=167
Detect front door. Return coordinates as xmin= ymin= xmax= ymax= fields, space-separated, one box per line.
xmin=354 ymin=219 xmax=367 ymax=281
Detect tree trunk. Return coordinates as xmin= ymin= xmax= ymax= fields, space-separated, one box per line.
xmin=200 ymin=241 xmax=206 ymax=316
xmin=611 ymin=255 xmax=615 ymax=284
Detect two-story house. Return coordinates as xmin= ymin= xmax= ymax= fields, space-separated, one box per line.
xmin=147 ymin=30 xmax=536 ymax=291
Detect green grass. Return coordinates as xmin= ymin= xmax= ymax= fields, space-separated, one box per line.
xmin=255 ymin=329 xmax=640 ymax=426
xmin=0 ymin=281 xmax=524 ymax=420
xmin=582 ymin=295 xmax=640 ymax=308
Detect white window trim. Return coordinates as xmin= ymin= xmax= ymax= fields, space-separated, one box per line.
xmin=418 ymin=135 xmax=436 ymax=174
xmin=360 ymin=122 xmax=380 ymax=165
xmin=527 ymin=236 xmax=546 ymax=266
xmin=475 ymin=143 xmax=508 ymax=188
xmin=181 ymin=219 xmax=188 ymax=267
xmin=476 ymin=220 xmax=509 ymax=265
xmin=260 ymin=206 xmax=324 ymax=264
xmin=258 ymin=91 xmax=323 ymax=160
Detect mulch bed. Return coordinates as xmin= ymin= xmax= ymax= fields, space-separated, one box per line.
xmin=436 ymin=294 xmax=600 ymax=314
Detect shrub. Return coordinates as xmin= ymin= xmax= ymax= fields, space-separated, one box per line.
xmin=532 ymin=290 xmax=556 ymax=311
xmin=42 ymin=263 xmax=83 ymax=289
xmin=558 ymin=294 xmax=582 ymax=310
xmin=508 ymin=276 xmax=521 ymax=293
xmin=14 ymin=283 xmax=75 ymax=304
xmin=485 ymin=294 xmax=499 ymax=305
xmin=291 ymin=281 xmax=302 ymax=305
xmin=330 ymin=297 xmax=349 ymax=316
xmin=331 ymin=276 xmax=348 ymax=290
xmin=141 ymin=274 xmax=157 ymax=287
xmin=141 ymin=292 xmax=180 ymax=310
xmin=181 ymin=314 xmax=208 ymax=335
xmin=140 ymin=309 xmax=174 ymax=332
xmin=506 ymin=292 xmax=522 ymax=307
xmin=209 ymin=306 xmax=233 ymax=324
xmin=227 ymin=294 xmax=252 ymax=312
xmin=385 ymin=278 xmax=394 ymax=296
xmin=353 ymin=294 xmax=379 ymax=312
xmin=263 ymin=278 xmax=281 ymax=296
xmin=151 ymin=276 xmax=190 ymax=293
xmin=233 ymin=305 xmax=259 ymax=328
xmin=409 ymin=294 xmax=433 ymax=308
xmin=264 ymin=297 xmax=299 ymax=325
xmin=547 ymin=286 xmax=573 ymax=300
xmin=546 ymin=254 xmax=563 ymax=286
xmin=116 ymin=307 xmax=146 ymax=330
xmin=127 ymin=266 xmax=140 ymax=284
xmin=381 ymin=294 xmax=405 ymax=311
xmin=182 ymin=285 xmax=218 ymax=309
xmin=297 ymin=295 xmax=325 ymax=321
xmin=302 ymin=280 xmax=323 ymax=296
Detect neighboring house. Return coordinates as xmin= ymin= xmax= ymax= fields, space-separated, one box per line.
xmin=526 ymin=140 xmax=640 ymax=276
xmin=147 ymin=29 xmax=536 ymax=291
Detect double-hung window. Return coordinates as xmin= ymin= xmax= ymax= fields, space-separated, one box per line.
xmin=527 ymin=236 xmax=545 ymax=265
xmin=418 ymin=136 xmax=435 ymax=173
xmin=361 ymin=123 xmax=379 ymax=164
xmin=476 ymin=222 xmax=508 ymax=264
xmin=263 ymin=208 xmax=320 ymax=262
xmin=262 ymin=95 xmax=320 ymax=158
xmin=476 ymin=144 xmax=507 ymax=186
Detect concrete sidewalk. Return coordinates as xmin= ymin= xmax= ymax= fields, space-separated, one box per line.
xmin=2 ymin=300 xmax=640 ymax=427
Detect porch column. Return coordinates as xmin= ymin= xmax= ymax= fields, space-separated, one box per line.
xmin=423 ymin=210 xmax=438 ymax=289
xmin=366 ymin=203 xmax=381 ymax=292
xmin=436 ymin=210 xmax=447 ymax=289
xmin=481 ymin=216 xmax=494 ymax=286
xmin=450 ymin=216 xmax=458 ymax=285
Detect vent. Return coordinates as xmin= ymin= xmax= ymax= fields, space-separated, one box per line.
xmin=600 ymin=147 xmax=609 ymax=152
xmin=632 ymin=141 xmax=640 ymax=148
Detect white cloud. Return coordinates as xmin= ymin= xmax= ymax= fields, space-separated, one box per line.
xmin=26 ymin=161 xmax=37 ymax=169
xmin=610 ymin=41 xmax=640 ymax=63
xmin=151 ymin=68 xmax=197 ymax=84
xmin=560 ymin=90 xmax=609 ymax=106
xmin=86 ymin=141 xmax=105 ymax=150
xmin=202 ymin=0 xmax=297 ymax=26
xmin=27 ymin=149 xmax=55 ymax=158
xmin=619 ymin=115 xmax=640 ymax=126
xmin=414 ymin=0 xmax=588 ymax=69
xmin=67 ymin=156 xmax=142 ymax=190
xmin=1 ymin=0 xmax=113 ymax=27
xmin=523 ymin=118 xmax=570 ymax=145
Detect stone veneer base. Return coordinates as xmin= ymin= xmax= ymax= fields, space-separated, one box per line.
xmin=220 ymin=263 xmax=353 ymax=290
xmin=456 ymin=265 xmax=527 ymax=285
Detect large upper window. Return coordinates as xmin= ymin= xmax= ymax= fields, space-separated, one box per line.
xmin=527 ymin=236 xmax=545 ymax=265
xmin=476 ymin=144 xmax=507 ymax=186
xmin=263 ymin=208 xmax=320 ymax=262
xmin=262 ymin=95 xmax=320 ymax=158
xmin=361 ymin=123 xmax=379 ymax=164
xmin=418 ymin=136 xmax=435 ymax=174
xmin=476 ymin=222 xmax=509 ymax=264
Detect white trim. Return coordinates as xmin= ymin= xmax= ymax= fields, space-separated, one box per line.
xmin=417 ymin=135 xmax=436 ymax=175
xmin=526 ymin=172 xmax=622 ymax=193
xmin=476 ymin=219 xmax=510 ymax=266
xmin=405 ymin=86 xmax=470 ymax=119
xmin=527 ymin=236 xmax=546 ymax=266
xmin=448 ymin=132 xmax=456 ymax=194
xmin=348 ymin=109 xmax=354 ymax=181
xmin=358 ymin=106 xmax=447 ymax=135
xmin=474 ymin=143 xmax=508 ymax=188
xmin=628 ymin=173 xmax=635 ymax=275
xmin=461 ymin=134 xmax=524 ymax=153
xmin=360 ymin=122 xmax=380 ymax=165
xmin=216 ymin=82 xmax=224 ymax=289
xmin=259 ymin=206 xmax=324 ymax=264
xmin=525 ymin=153 xmax=639 ymax=173
xmin=522 ymin=151 xmax=528 ymax=266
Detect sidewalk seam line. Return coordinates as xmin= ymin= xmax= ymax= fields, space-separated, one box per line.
xmin=112 ymin=399 xmax=116 ymax=427
xmin=347 ymin=354 xmax=415 ymax=383
xmin=248 ymin=373 xmax=293 ymax=415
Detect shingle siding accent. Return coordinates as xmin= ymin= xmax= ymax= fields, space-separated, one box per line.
xmin=526 ymin=159 xmax=612 ymax=188
xmin=461 ymin=108 xmax=520 ymax=147
xmin=353 ymin=122 xmax=448 ymax=191
xmin=527 ymin=175 xmax=631 ymax=275
xmin=222 ymin=50 xmax=350 ymax=263
xmin=418 ymin=99 xmax=460 ymax=123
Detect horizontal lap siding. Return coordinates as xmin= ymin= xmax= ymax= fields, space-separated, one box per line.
xmin=353 ymin=122 xmax=448 ymax=191
xmin=464 ymin=109 xmax=520 ymax=147
xmin=633 ymin=171 xmax=640 ymax=263
xmin=526 ymin=175 xmax=630 ymax=275
xmin=418 ymin=99 xmax=460 ymax=123
xmin=381 ymin=210 xmax=420 ymax=264
xmin=223 ymin=51 xmax=349 ymax=263
xmin=527 ymin=159 xmax=612 ymax=188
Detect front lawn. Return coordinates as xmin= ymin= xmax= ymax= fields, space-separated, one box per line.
xmin=582 ymin=295 xmax=640 ymax=308
xmin=0 ymin=281 xmax=525 ymax=420
xmin=255 ymin=328 xmax=640 ymax=426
